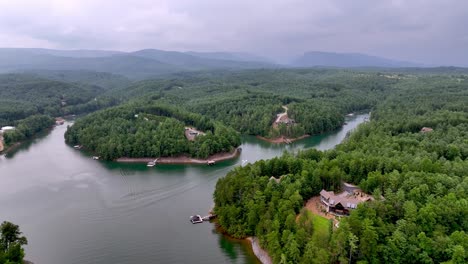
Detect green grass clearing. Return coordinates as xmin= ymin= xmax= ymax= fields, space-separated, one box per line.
xmin=312 ymin=214 xmax=331 ymax=241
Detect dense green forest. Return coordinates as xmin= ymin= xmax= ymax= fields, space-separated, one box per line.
xmin=213 ymin=74 xmax=468 ymax=263
xmin=63 ymin=68 xmax=402 ymax=160
xmin=64 ymin=102 xmax=241 ymax=160
xmin=2 ymin=115 xmax=55 ymax=147
xmin=105 ymin=69 xmax=397 ymax=137
xmin=0 ymin=73 xmax=122 ymax=127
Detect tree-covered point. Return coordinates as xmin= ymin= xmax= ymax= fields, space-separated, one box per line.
xmin=2 ymin=115 xmax=55 ymax=147
xmin=0 ymin=73 xmax=109 ymax=126
xmin=65 ymin=100 xmax=241 ymax=160
xmin=0 ymin=221 xmax=28 ymax=264
xmin=106 ymin=68 xmax=399 ymax=137
xmin=213 ymin=74 xmax=468 ymax=263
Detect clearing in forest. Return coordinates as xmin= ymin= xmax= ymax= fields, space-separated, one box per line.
xmin=311 ymin=214 xmax=331 ymax=241
xmin=272 ymin=105 xmax=294 ymax=129
xmin=184 ymin=127 xmax=205 ymax=141
xmin=304 ymin=196 xmax=340 ymax=228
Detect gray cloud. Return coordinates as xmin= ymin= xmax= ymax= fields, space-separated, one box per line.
xmin=0 ymin=0 xmax=467 ymax=65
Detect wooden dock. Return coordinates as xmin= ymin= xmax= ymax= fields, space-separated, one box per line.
xmin=202 ymin=214 xmax=217 ymax=221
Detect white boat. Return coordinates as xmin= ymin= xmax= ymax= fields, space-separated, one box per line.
xmin=73 ymin=145 xmax=82 ymax=149
xmin=92 ymin=156 xmax=100 ymax=160
xmin=147 ymin=161 xmax=156 ymax=167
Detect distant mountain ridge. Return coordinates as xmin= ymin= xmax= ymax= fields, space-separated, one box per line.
xmin=292 ymin=51 xmax=420 ymax=68
xmin=0 ymin=48 xmax=274 ymax=79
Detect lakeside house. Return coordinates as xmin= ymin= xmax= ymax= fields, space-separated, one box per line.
xmin=0 ymin=126 xmax=15 ymax=134
xmin=319 ymin=183 xmax=373 ymax=215
xmin=55 ymin=117 xmax=65 ymax=125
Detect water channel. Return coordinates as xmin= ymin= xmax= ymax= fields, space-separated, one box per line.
xmin=0 ymin=113 xmax=368 ymax=264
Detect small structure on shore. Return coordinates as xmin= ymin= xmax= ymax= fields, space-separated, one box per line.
xmin=55 ymin=117 xmax=65 ymax=125
xmin=73 ymin=145 xmax=82 ymax=149
xmin=0 ymin=126 xmax=15 ymax=134
xmin=92 ymin=156 xmax=100 ymax=160
xmin=189 ymin=213 xmax=216 ymax=224
xmin=207 ymin=160 xmax=215 ymax=166
xmin=420 ymin=127 xmax=433 ymax=133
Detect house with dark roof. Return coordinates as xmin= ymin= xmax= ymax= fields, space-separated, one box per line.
xmin=320 ymin=187 xmax=373 ymax=215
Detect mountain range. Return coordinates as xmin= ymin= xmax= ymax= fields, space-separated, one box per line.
xmin=0 ymin=48 xmax=428 ymax=79
xmin=0 ymin=48 xmax=274 ymax=79
xmin=291 ymin=51 xmax=421 ymax=68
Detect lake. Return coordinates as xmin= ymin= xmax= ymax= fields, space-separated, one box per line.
xmin=0 ymin=114 xmax=368 ymax=264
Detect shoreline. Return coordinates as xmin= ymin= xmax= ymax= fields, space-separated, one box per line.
xmin=0 ymin=142 xmax=21 ymax=155
xmin=115 ymin=147 xmax=241 ymax=164
xmin=214 ymin=222 xmax=272 ymax=264
xmin=256 ymin=134 xmax=310 ymax=144
xmin=246 ymin=237 xmax=273 ymax=264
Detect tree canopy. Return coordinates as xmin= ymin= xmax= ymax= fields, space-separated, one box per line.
xmin=213 ymin=73 xmax=468 ymax=263
xmin=0 ymin=221 xmax=28 ymax=264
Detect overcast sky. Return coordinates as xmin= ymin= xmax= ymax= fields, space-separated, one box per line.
xmin=0 ymin=0 xmax=467 ymax=65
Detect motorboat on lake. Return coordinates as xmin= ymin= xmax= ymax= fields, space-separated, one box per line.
xmin=147 ymin=159 xmax=158 ymax=167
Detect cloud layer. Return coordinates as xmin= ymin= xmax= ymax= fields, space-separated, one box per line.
xmin=0 ymin=0 xmax=467 ymax=65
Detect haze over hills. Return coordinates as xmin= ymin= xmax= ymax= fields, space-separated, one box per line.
xmin=0 ymin=48 xmax=276 ymax=79
xmin=130 ymin=49 xmax=272 ymax=69
xmin=0 ymin=47 xmax=449 ymax=81
xmin=292 ymin=51 xmax=421 ymax=68
xmin=185 ymin=51 xmax=272 ymax=63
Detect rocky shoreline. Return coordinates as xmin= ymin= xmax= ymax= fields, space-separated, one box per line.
xmin=116 ymin=147 xmax=241 ymax=164
xmin=246 ymin=237 xmax=273 ymax=264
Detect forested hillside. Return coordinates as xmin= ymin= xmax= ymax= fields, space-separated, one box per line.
xmin=19 ymin=70 xmax=132 ymax=90
xmin=107 ymin=69 xmax=397 ymax=137
xmin=213 ymin=74 xmax=468 ymax=263
xmin=65 ymin=101 xmax=241 ymax=160
xmin=0 ymin=74 xmax=107 ymax=126
xmin=2 ymin=115 xmax=55 ymax=146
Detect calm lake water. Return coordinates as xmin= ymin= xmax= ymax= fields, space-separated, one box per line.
xmin=0 ymin=114 xmax=368 ymax=264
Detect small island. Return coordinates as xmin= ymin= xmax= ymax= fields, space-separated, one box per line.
xmin=65 ymin=102 xmax=242 ymax=162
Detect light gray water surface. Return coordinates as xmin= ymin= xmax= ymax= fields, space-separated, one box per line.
xmin=0 ymin=114 xmax=368 ymax=264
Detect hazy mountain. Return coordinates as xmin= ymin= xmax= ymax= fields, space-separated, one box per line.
xmin=0 ymin=49 xmax=181 ymax=79
xmin=132 ymin=49 xmax=273 ymax=69
xmin=1 ymin=48 xmax=123 ymax=58
xmin=186 ymin=51 xmax=271 ymax=63
xmin=0 ymin=48 xmax=274 ymax=79
xmin=292 ymin=51 xmax=420 ymax=68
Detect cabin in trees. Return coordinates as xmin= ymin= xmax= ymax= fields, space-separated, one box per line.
xmin=320 ymin=184 xmax=373 ymax=215
xmin=184 ymin=127 xmax=205 ymax=141
xmin=275 ymin=116 xmax=295 ymax=125
xmin=420 ymin=127 xmax=433 ymax=133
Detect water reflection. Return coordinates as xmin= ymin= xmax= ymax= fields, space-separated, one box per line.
xmin=0 ymin=113 xmax=368 ymax=264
